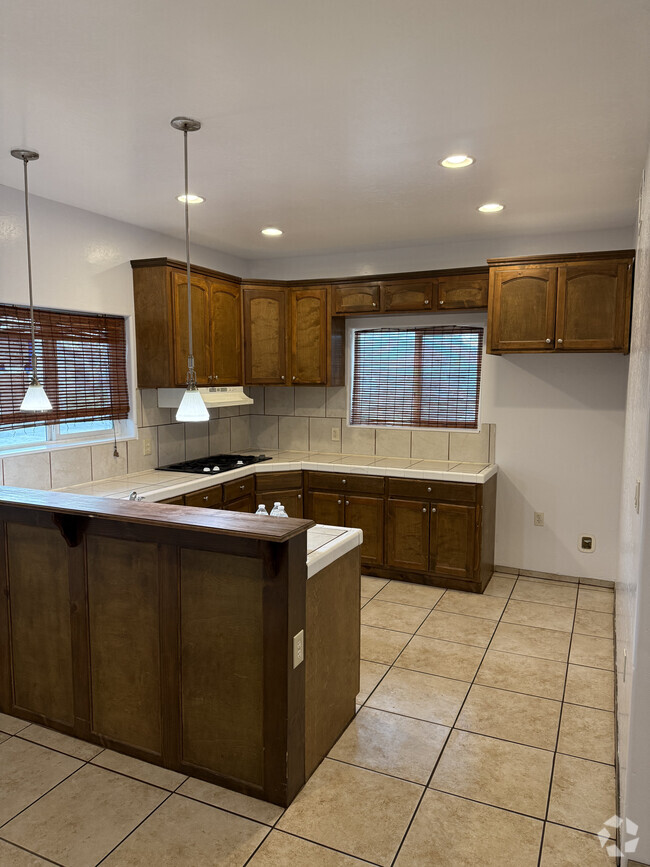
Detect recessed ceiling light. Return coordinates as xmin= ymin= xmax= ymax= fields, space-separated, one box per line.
xmin=261 ymin=227 xmax=283 ymax=236
xmin=477 ymin=202 xmax=505 ymax=213
xmin=177 ymin=194 xmax=205 ymax=204
xmin=439 ymin=154 xmax=475 ymax=168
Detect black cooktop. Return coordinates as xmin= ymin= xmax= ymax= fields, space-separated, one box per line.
xmin=158 ymin=454 xmax=271 ymax=475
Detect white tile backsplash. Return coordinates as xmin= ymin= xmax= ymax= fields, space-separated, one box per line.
xmin=158 ymin=423 xmax=186 ymax=466
xmin=449 ymin=426 xmax=490 ymax=463
xmin=250 ymin=415 xmax=279 ymax=450
xmin=411 ymin=430 xmax=450 ymax=461
xmin=375 ymin=429 xmax=411 ymax=458
xmin=184 ymin=422 xmax=210 ymax=460
xmin=265 ymin=387 xmax=294 ymax=416
xmin=3 ymin=451 xmax=52 ymax=490
xmin=91 ymin=443 xmax=127 ymax=481
xmin=295 ymin=387 xmax=327 ymax=417
xmin=279 ymin=416 xmax=310 ymax=451
xmin=310 ymin=417 xmax=341 ymax=453
xmin=127 ymin=426 xmax=159 ymax=473
xmin=209 ymin=418 xmax=231 ymax=454
xmin=140 ymin=388 xmax=172 ymax=427
xmin=230 ymin=416 xmax=252 ymax=451
xmin=51 ymin=446 xmax=92 ymax=488
xmin=341 ymin=425 xmax=375 ymax=456
xmin=326 ymin=387 xmax=347 ymax=419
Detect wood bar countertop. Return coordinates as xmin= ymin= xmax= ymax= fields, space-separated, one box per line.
xmin=0 ymin=486 xmax=314 ymax=542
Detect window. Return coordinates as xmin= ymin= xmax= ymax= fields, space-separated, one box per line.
xmin=0 ymin=304 xmax=130 ymax=449
xmin=350 ymin=325 xmax=483 ymax=430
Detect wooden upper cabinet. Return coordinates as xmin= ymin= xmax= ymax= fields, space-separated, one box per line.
xmin=488 ymin=267 xmax=557 ymax=353
xmin=332 ymin=282 xmax=380 ymax=314
xmin=487 ymin=251 xmax=634 ymax=354
xmin=556 ymin=259 xmax=632 ymax=352
xmin=243 ymin=286 xmax=289 ymax=385
xmin=210 ymin=279 xmax=242 ymax=384
xmin=438 ymin=273 xmax=488 ymax=310
xmin=381 ymin=280 xmax=435 ymax=312
xmin=171 ymin=271 xmax=212 ymax=386
xmin=290 ymin=287 xmax=328 ymax=384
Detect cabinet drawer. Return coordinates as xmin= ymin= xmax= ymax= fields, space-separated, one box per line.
xmin=307 ymin=472 xmax=386 ymax=495
xmin=388 ymin=478 xmax=477 ymax=503
xmin=160 ymin=495 xmax=186 ymax=506
xmin=256 ymin=471 xmax=303 ymax=492
xmin=223 ymin=475 xmax=254 ymax=502
xmin=381 ymin=280 xmax=435 ymax=312
xmin=185 ymin=486 xmax=222 ymax=508
xmin=437 ymin=274 xmax=488 ymax=309
xmin=332 ymin=282 xmax=380 ymax=314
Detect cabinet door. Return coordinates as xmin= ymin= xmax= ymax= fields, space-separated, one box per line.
xmin=556 ymin=260 xmax=632 ymax=352
xmin=381 ymin=280 xmax=435 ymax=312
xmin=243 ymin=287 xmax=288 ymax=385
xmin=210 ymin=279 xmax=242 ymax=384
xmin=429 ymin=503 xmax=476 ymax=581
xmin=488 ymin=267 xmax=557 ymax=352
xmin=291 ymin=287 xmax=328 ymax=384
xmin=386 ymin=499 xmax=429 ymax=572
xmin=223 ymin=494 xmax=254 ymax=513
xmin=345 ymin=495 xmax=384 ymax=566
xmin=256 ymin=489 xmax=303 ymax=518
xmin=438 ymin=274 xmax=488 ymax=310
xmin=307 ymin=491 xmax=345 ymax=527
xmin=171 ymin=271 xmax=212 ymax=385
xmin=332 ymin=282 xmax=380 ymax=314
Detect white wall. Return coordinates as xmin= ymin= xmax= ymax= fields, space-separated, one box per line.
xmin=247 ymin=226 xmax=635 ymax=280
xmin=617 ymin=152 xmax=650 ymax=862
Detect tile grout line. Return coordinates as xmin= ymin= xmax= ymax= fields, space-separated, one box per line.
xmin=535 ymin=588 xmax=579 ymax=867
xmin=93 ymin=789 xmax=176 ymax=866
xmin=389 ymin=576 xmax=518 ymax=865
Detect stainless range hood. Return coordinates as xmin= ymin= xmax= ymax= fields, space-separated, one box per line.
xmin=157 ymin=386 xmax=253 ymax=410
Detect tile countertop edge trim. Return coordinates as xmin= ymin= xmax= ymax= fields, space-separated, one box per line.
xmin=307 ymin=527 xmax=363 ymax=579
xmin=56 ymin=458 xmax=498 ymax=502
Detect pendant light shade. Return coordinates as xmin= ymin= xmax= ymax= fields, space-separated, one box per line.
xmin=11 ymin=148 xmax=52 ymax=413
xmin=171 ymin=117 xmax=209 ymax=424
xmin=20 ymin=382 xmax=52 ymax=413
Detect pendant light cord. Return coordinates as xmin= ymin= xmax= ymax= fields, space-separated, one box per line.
xmin=22 ymin=157 xmax=40 ymax=385
xmin=183 ymin=129 xmax=195 ymax=387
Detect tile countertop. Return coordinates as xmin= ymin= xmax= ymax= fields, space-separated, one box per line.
xmin=56 ymin=449 xmax=498 ymax=504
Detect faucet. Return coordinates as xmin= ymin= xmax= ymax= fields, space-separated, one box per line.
xmin=128 ymin=490 xmax=144 ymax=501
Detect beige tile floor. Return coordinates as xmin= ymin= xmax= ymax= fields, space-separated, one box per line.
xmin=0 ymin=572 xmax=618 ymax=866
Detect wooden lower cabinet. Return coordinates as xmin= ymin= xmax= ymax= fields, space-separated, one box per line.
xmin=429 ymin=502 xmax=476 ymax=580
xmin=256 ymin=471 xmax=304 ymax=518
xmin=344 ymin=496 xmax=384 ymax=567
xmin=307 ymin=490 xmax=344 ymax=527
xmin=386 ymin=499 xmax=430 ymax=572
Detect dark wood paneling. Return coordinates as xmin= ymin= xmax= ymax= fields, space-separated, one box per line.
xmin=7 ymin=524 xmax=75 ymax=725
xmin=291 ymin=287 xmax=328 ymax=384
xmin=387 ymin=478 xmax=477 ymax=503
xmin=257 ymin=490 xmax=303 ymax=519
xmin=224 ymin=476 xmax=254 ymax=503
xmin=87 ymin=536 xmax=162 ymax=753
xmin=132 ymin=265 xmax=175 ymax=388
xmin=488 ymin=267 xmax=557 ymax=352
xmin=305 ymin=547 xmax=359 ymax=777
xmin=437 ymin=273 xmax=488 ymax=309
xmin=429 ymin=502 xmax=476 ymax=581
xmin=345 ymin=495 xmax=384 ymax=567
xmin=180 ymin=549 xmax=264 ymax=785
xmin=332 ymin=282 xmax=380 ymax=314
xmin=306 ymin=472 xmax=385 ymax=495
xmin=556 ymin=260 xmax=631 ymax=351
xmin=381 ymin=280 xmax=435 ymax=312
xmin=0 ymin=526 xmax=12 ymax=711
xmin=210 ymin=279 xmax=242 ymax=384
xmin=386 ymin=499 xmax=429 ymax=572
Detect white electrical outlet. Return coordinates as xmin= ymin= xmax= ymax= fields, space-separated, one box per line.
xmin=534 ymin=512 xmax=544 ymax=527
xmin=143 ymin=438 xmax=152 ymax=456
xmin=293 ymin=630 xmax=304 ymax=668
xmin=331 ymin=427 xmax=340 ymax=442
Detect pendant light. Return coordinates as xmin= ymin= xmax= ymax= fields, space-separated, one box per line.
xmin=171 ymin=117 xmax=209 ymax=423
xmin=11 ymin=148 xmax=52 ymax=412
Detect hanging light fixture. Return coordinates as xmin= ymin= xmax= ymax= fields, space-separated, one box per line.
xmin=171 ymin=117 xmax=209 ymax=423
xmin=11 ymin=148 xmax=52 ymax=412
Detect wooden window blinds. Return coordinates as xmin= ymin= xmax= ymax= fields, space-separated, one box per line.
xmin=0 ymin=304 xmax=129 ymax=430
xmin=350 ymin=325 xmax=483 ymax=430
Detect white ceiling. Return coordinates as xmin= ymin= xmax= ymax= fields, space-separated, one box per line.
xmin=1 ymin=0 xmax=649 ymax=260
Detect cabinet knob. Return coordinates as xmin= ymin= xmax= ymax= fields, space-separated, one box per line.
xmin=292 ymin=376 xmax=296 ymax=380
xmin=240 ymin=484 xmax=245 ymax=490
xmin=545 ymin=338 xmax=551 ymax=344
xmin=440 ymin=300 xmax=444 ymax=305
xmin=203 ymin=495 xmax=208 ymax=501
xmin=298 ymin=494 xmax=302 ymax=499
xmin=422 ymin=507 xmax=427 ymax=513
xmin=427 ymin=486 xmax=431 ymax=492
xmin=281 ymin=375 xmax=285 ymax=380
xmin=345 ymin=500 xmax=349 ymax=506
xmin=431 ymin=507 xmax=437 ymax=513
xmin=372 ymin=302 xmax=377 ymax=307
xmin=424 ymin=299 xmax=429 ymax=305
xmin=208 ymin=375 xmax=212 ymax=381
xmin=342 ymin=479 xmax=347 ymax=484
xmin=557 ymin=338 xmax=563 ymax=344
xmin=338 ymin=499 xmax=342 ymax=505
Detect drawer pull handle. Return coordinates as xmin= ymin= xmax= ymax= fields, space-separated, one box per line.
xmin=292 ymin=376 xmax=296 ymax=380
xmin=372 ymin=302 xmax=377 ymax=307
xmin=424 ymin=299 xmax=429 ymax=305
xmin=298 ymin=494 xmax=302 ymax=499
xmin=440 ymin=300 xmax=444 ymax=305
xmin=281 ymin=375 xmax=285 ymax=380
xmin=342 ymin=479 xmax=346 ymax=484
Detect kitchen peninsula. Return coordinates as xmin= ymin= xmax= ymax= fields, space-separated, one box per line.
xmin=0 ymin=486 xmax=361 ymax=807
